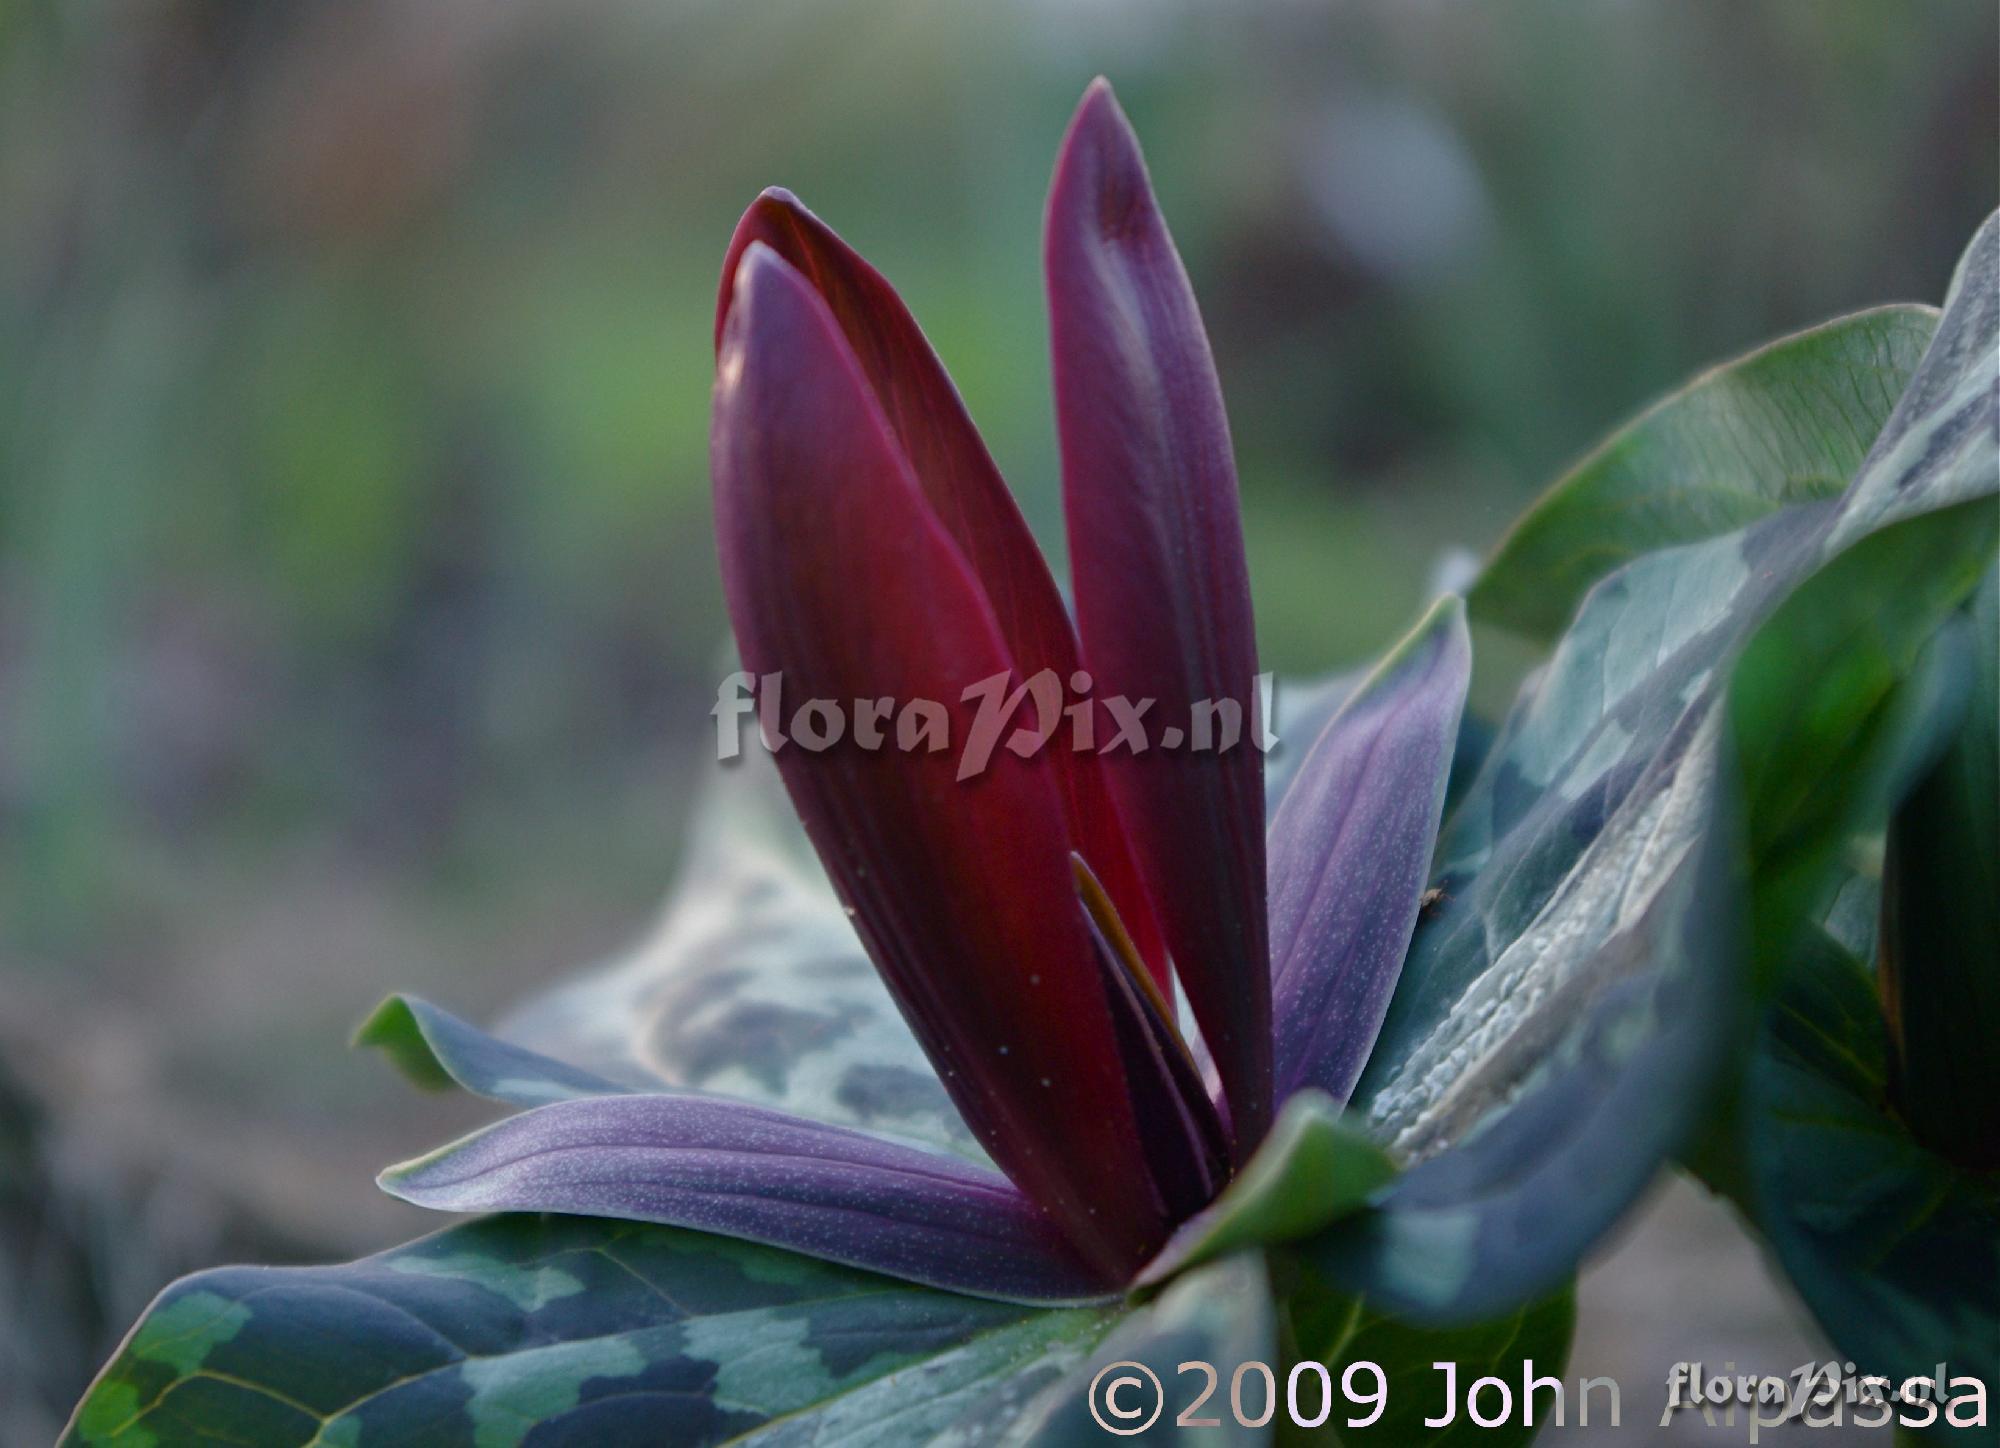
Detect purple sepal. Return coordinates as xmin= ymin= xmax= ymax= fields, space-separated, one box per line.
xmin=1268 ymin=596 xmax=1472 ymax=1103
xmin=380 ymin=1094 xmax=1114 ymax=1304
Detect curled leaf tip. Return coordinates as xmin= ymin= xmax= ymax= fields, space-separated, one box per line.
xmin=352 ymin=994 xmax=454 ymax=1092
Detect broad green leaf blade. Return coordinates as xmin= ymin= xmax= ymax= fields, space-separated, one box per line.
xmin=64 ymin=1215 xmax=1124 ymax=1448
xmin=1325 ymin=211 xmax=1998 ymax=1324
xmin=993 ymin=1253 xmax=1276 ymax=1445
xmin=1732 ymin=508 xmax=1990 ymax=989
xmin=748 ymin=1298 xmax=1120 ymax=1446
xmin=1878 ymin=565 xmax=2000 ymax=1167
xmin=1472 ymin=305 xmax=1938 ymax=641
xmin=1720 ymin=536 xmax=1997 ymax=1382
xmin=1309 ymin=1289 xmax=1576 ymax=1448
xmin=1139 ymin=1091 xmax=1394 ymax=1286
xmin=1743 ymin=933 xmax=2000 ymax=1388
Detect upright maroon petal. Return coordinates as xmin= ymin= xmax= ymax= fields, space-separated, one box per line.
xmin=716 ymin=189 xmax=1170 ymax=994
xmin=712 ymin=243 xmax=1174 ymax=1280
xmin=1045 ymin=80 xmax=1272 ymax=1154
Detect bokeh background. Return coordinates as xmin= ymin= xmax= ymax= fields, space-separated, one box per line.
xmin=3 ymin=0 xmax=1994 ymax=1437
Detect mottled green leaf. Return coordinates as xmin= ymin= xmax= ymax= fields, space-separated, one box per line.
xmin=991 ymin=1253 xmax=1276 ymax=1444
xmin=1472 ymin=305 xmax=1937 ymax=641
xmin=64 ymin=1214 xmax=1125 ymax=1447
xmin=1319 ymin=211 xmax=1997 ymax=1323
xmin=1315 ymin=766 xmax=1741 ymax=1322
xmin=1310 ymin=1289 xmax=1576 ymax=1448
xmin=1742 ymin=932 xmax=1999 ymax=1388
xmin=1140 ymin=1091 xmax=1394 ymax=1286
xmin=1820 ymin=214 xmax=1998 ymax=551
xmin=746 ymin=1297 xmax=1119 ymax=1446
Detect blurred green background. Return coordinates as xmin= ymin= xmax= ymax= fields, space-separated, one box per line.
xmin=2 ymin=0 xmax=1994 ymax=1436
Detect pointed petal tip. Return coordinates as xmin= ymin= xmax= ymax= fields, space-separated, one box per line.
xmin=1351 ymin=592 xmax=1469 ymax=693
xmin=374 ymin=1156 xmax=424 ymax=1197
xmin=716 ymin=192 xmax=817 ymax=351
xmin=731 ymin=236 xmax=785 ymax=289
xmin=376 ymin=1127 xmax=475 ymax=1194
xmin=1426 ymin=590 xmax=1469 ymax=643
xmin=1407 ymin=591 xmax=1472 ymax=666
xmin=714 ymin=234 xmax=764 ymax=355
xmin=1054 ymin=77 xmax=1143 ymax=201
xmin=715 ymin=240 xmax=809 ymax=369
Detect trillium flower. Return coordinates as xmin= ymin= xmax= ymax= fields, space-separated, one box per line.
xmin=384 ymin=80 xmax=1471 ymax=1301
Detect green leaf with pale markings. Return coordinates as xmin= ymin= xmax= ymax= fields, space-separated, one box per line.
xmin=64 ymin=1214 xmax=1125 ymax=1448
xmin=993 ymin=1253 xmax=1276 ymax=1445
xmin=1471 ymin=304 xmax=1937 ymax=641
xmin=1314 ymin=212 xmax=1997 ymax=1324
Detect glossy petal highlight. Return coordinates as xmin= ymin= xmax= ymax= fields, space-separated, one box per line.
xmin=1046 ymin=79 xmax=1271 ymax=1153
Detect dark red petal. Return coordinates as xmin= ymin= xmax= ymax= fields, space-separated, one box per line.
xmin=711 ymin=244 xmax=1174 ymax=1280
xmin=1045 ymin=79 xmax=1273 ymax=1155
xmin=716 ymin=189 xmax=1170 ymax=995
